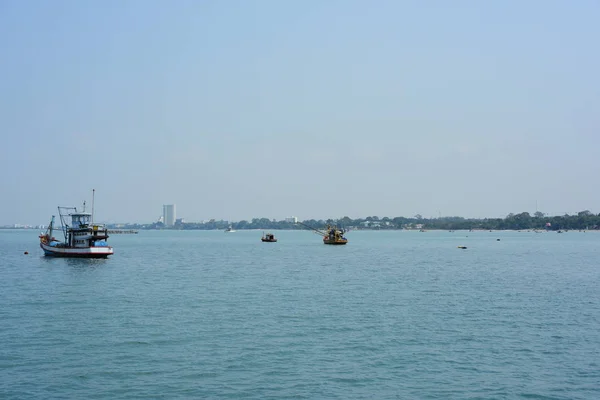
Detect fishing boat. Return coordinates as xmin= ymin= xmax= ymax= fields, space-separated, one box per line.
xmin=323 ymin=225 xmax=348 ymax=245
xmin=261 ymin=232 xmax=277 ymax=242
xmin=39 ymin=190 xmax=114 ymax=258
xmin=225 ymin=224 xmax=236 ymax=233
xmin=297 ymin=221 xmax=348 ymax=245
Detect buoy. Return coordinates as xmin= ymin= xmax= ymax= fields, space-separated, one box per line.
xmin=497 ymin=239 xmax=500 ymax=241
xmin=24 ymin=251 xmax=29 ymax=255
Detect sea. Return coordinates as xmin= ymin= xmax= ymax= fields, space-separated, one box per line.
xmin=1 ymin=229 xmax=599 ymax=399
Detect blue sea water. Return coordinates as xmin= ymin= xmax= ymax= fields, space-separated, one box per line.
xmin=1 ymin=229 xmax=599 ymax=399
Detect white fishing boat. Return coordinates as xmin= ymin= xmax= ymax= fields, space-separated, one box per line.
xmin=225 ymin=224 xmax=236 ymax=233
xmin=39 ymin=190 xmax=114 ymax=258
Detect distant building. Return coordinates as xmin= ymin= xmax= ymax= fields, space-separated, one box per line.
xmin=175 ymin=218 xmax=185 ymax=225
xmin=163 ymin=204 xmax=176 ymax=227
xmin=285 ymin=216 xmax=298 ymax=223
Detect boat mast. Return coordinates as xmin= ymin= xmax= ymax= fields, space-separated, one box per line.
xmin=92 ymin=189 xmax=95 ymax=225
xmin=58 ymin=207 xmax=68 ymax=242
xmin=48 ymin=215 xmax=55 ymax=240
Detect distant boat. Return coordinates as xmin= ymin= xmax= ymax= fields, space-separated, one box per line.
xmin=39 ymin=191 xmax=113 ymax=258
xmin=225 ymin=225 xmax=236 ymax=233
xmin=261 ymin=232 xmax=277 ymax=242
xmin=322 ymin=225 xmax=348 ymax=245
xmin=297 ymin=221 xmax=348 ymax=245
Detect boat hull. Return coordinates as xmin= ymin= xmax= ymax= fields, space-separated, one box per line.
xmin=261 ymin=239 xmax=277 ymax=242
xmin=40 ymin=242 xmax=114 ymax=258
xmin=323 ymin=239 xmax=348 ymax=245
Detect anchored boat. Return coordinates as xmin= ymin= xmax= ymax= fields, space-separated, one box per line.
xmin=225 ymin=224 xmax=236 ymax=233
xmin=297 ymin=221 xmax=348 ymax=245
xmin=322 ymin=225 xmax=348 ymax=245
xmin=261 ymin=232 xmax=277 ymax=242
xmin=39 ymin=191 xmax=114 ymax=258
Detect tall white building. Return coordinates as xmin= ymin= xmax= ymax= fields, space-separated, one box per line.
xmin=285 ymin=216 xmax=298 ymax=223
xmin=163 ymin=204 xmax=176 ymax=227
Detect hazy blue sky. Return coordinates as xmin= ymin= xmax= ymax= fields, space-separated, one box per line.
xmin=1 ymin=0 xmax=598 ymax=225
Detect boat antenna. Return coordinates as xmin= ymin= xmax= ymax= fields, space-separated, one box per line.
xmin=92 ymin=189 xmax=95 ymax=225
xmin=296 ymin=220 xmax=328 ymax=236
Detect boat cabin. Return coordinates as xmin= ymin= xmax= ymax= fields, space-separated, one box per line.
xmin=71 ymin=213 xmax=91 ymax=228
xmin=67 ymin=213 xmax=109 ymax=248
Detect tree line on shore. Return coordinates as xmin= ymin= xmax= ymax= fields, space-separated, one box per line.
xmin=111 ymin=210 xmax=600 ymax=231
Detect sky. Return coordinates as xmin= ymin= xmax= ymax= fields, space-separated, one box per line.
xmin=1 ymin=0 xmax=599 ymax=225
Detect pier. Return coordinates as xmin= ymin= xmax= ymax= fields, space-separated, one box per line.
xmin=108 ymin=229 xmax=138 ymax=234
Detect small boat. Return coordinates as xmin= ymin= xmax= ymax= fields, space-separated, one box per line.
xmin=457 ymin=246 xmax=467 ymax=249
xmin=261 ymin=232 xmax=277 ymax=242
xmin=323 ymin=225 xmax=348 ymax=245
xmin=39 ymin=191 xmax=113 ymax=258
xmin=225 ymin=225 xmax=236 ymax=233
xmin=296 ymin=221 xmax=349 ymax=245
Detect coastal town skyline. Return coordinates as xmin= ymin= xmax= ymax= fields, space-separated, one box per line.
xmin=3 ymin=203 xmax=598 ymax=229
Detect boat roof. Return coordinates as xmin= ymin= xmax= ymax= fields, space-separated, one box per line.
xmin=70 ymin=213 xmax=92 ymax=217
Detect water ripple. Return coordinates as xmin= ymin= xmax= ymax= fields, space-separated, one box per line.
xmin=1 ymin=229 xmax=599 ymax=399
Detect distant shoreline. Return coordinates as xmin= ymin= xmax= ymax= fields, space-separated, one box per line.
xmin=4 ymin=227 xmax=598 ymax=233
xmin=4 ymin=211 xmax=599 ymax=232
